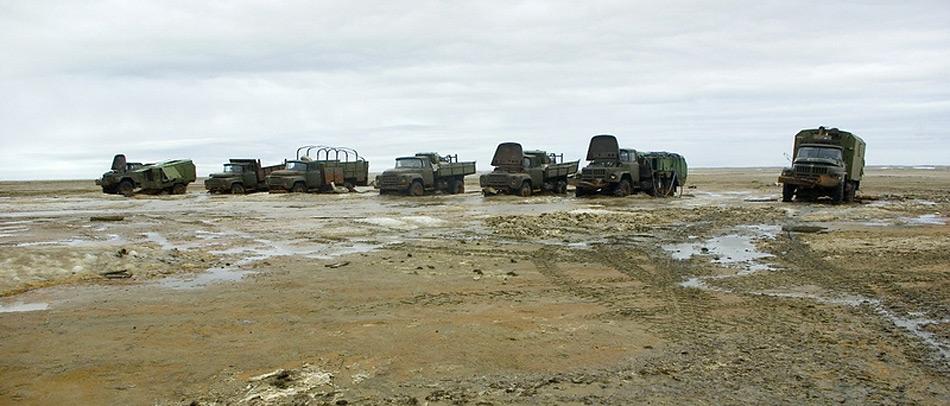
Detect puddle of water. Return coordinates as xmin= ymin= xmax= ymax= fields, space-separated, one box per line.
xmin=664 ymin=224 xmax=779 ymax=275
xmin=900 ymin=214 xmax=945 ymax=225
xmin=0 ymin=302 xmax=50 ymax=313
xmin=15 ymin=234 xmax=124 ymax=248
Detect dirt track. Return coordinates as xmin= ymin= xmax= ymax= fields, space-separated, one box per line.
xmin=1 ymin=167 xmax=948 ymax=404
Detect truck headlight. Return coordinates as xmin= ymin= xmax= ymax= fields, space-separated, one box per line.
xmin=609 ymin=174 xmax=617 ymax=180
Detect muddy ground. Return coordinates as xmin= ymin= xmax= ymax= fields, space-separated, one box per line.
xmin=0 ymin=167 xmax=948 ymax=405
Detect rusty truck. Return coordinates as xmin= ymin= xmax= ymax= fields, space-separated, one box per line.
xmin=779 ymin=127 xmax=865 ymax=203
xmin=97 ymin=154 xmax=196 ymax=196
xmin=376 ymin=153 xmax=476 ymax=196
xmin=480 ymin=143 xmax=578 ymax=197
xmin=575 ymin=135 xmax=688 ymax=197
xmin=205 ymin=159 xmax=282 ymax=194
xmin=266 ymin=146 xmax=369 ymax=193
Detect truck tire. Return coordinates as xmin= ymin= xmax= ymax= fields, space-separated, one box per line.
xmin=782 ymin=184 xmax=795 ymax=202
xmin=575 ymin=188 xmax=588 ymax=197
xmin=172 ymin=184 xmax=187 ymax=195
xmin=230 ymin=183 xmax=245 ymax=195
xmin=291 ymin=182 xmax=307 ymax=193
xmin=556 ymin=180 xmax=568 ymax=194
xmin=518 ymin=181 xmax=532 ymax=197
xmin=614 ymin=179 xmax=632 ymax=197
xmin=845 ymin=181 xmax=856 ymax=202
xmin=447 ymin=178 xmax=459 ymax=194
xmin=831 ymin=181 xmax=845 ymax=203
xmin=118 ymin=180 xmax=135 ymax=197
xmin=409 ymin=180 xmax=425 ymax=197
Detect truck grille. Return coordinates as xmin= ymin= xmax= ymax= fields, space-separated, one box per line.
xmin=795 ymin=165 xmax=828 ymax=175
xmin=484 ymin=174 xmax=511 ymax=185
xmin=379 ymin=175 xmax=401 ymax=186
xmin=582 ymin=168 xmax=606 ymax=178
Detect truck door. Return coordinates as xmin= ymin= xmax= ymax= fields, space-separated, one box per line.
xmin=306 ymin=163 xmax=322 ymax=188
xmin=526 ymin=157 xmax=542 ymax=186
xmin=422 ymin=161 xmax=435 ymax=186
xmin=242 ymin=166 xmax=255 ymax=187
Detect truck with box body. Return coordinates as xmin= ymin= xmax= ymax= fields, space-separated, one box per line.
xmin=778 ymin=127 xmax=865 ymax=203
xmin=575 ymin=135 xmax=688 ymax=197
xmin=480 ymin=143 xmax=578 ymax=197
xmin=376 ymin=153 xmax=476 ymax=196
xmin=96 ymin=154 xmax=196 ymax=196
xmin=265 ymin=146 xmax=369 ymax=193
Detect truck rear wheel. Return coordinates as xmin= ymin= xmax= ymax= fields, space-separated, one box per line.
xmin=614 ymin=179 xmax=632 ymax=197
xmin=172 ymin=184 xmax=187 ymax=195
xmin=782 ymin=184 xmax=795 ymax=202
xmin=118 ymin=180 xmax=135 ymax=197
xmin=556 ymin=180 xmax=568 ymax=194
xmin=518 ymin=181 xmax=532 ymax=197
xmin=845 ymin=182 xmax=856 ymax=202
xmin=409 ymin=180 xmax=425 ymax=197
xmin=451 ymin=178 xmax=465 ymax=194
xmin=291 ymin=182 xmax=306 ymax=193
xmin=575 ymin=188 xmax=588 ymax=197
xmin=230 ymin=183 xmax=245 ymax=194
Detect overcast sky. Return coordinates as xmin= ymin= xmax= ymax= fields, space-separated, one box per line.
xmin=1 ymin=1 xmax=948 ymax=180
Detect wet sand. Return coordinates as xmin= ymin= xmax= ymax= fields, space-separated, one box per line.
xmin=1 ymin=167 xmax=948 ymax=404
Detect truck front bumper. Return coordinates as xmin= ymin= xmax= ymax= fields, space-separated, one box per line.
xmin=778 ymin=174 xmax=840 ymax=188
xmin=204 ymin=178 xmax=230 ymax=191
xmin=575 ymin=179 xmax=612 ymax=190
xmin=266 ymin=177 xmax=295 ymax=191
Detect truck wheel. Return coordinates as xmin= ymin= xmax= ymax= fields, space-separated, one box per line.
xmin=845 ymin=182 xmax=857 ymax=202
xmin=454 ymin=179 xmax=465 ymax=194
xmin=291 ymin=182 xmax=306 ymax=193
xmin=409 ymin=180 xmax=425 ymax=197
xmin=556 ymin=180 xmax=568 ymax=194
xmin=782 ymin=184 xmax=795 ymax=202
xmin=230 ymin=183 xmax=245 ymax=194
xmin=575 ymin=188 xmax=588 ymax=197
xmin=614 ymin=179 xmax=632 ymax=197
xmin=118 ymin=180 xmax=135 ymax=197
xmin=518 ymin=181 xmax=532 ymax=197
xmin=172 ymin=184 xmax=187 ymax=195
xmin=831 ymin=181 xmax=845 ymax=203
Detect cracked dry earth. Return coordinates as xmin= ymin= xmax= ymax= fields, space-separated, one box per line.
xmin=0 ymin=167 xmax=948 ymax=405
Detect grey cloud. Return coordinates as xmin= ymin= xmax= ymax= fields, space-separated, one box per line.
xmin=1 ymin=0 xmax=949 ymax=180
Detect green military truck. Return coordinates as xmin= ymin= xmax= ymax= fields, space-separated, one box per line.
xmin=376 ymin=153 xmax=476 ymax=196
xmin=480 ymin=143 xmax=578 ymax=197
xmin=96 ymin=154 xmax=196 ymax=196
xmin=575 ymin=135 xmax=688 ymax=197
xmin=205 ymin=159 xmax=283 ymax=194
xmin=779 ymin=127 xmax=866 ymax=203
xmin=266 ymin=146 xmax=369 ymax=193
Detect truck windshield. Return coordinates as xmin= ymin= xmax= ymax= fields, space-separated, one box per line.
xmin=797 ymin=146 xmax=843 ymax=161
xmin=285 ymin=162 xmax=308 ymax=171
xmin=223 ymin=164 xmax=243 ymax=173
xmin=395 ymin=158 xmax=424 ymax=168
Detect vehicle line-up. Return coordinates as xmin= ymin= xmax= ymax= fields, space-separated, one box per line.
xmin=97 ymin=128 xmax=866 ymax=203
